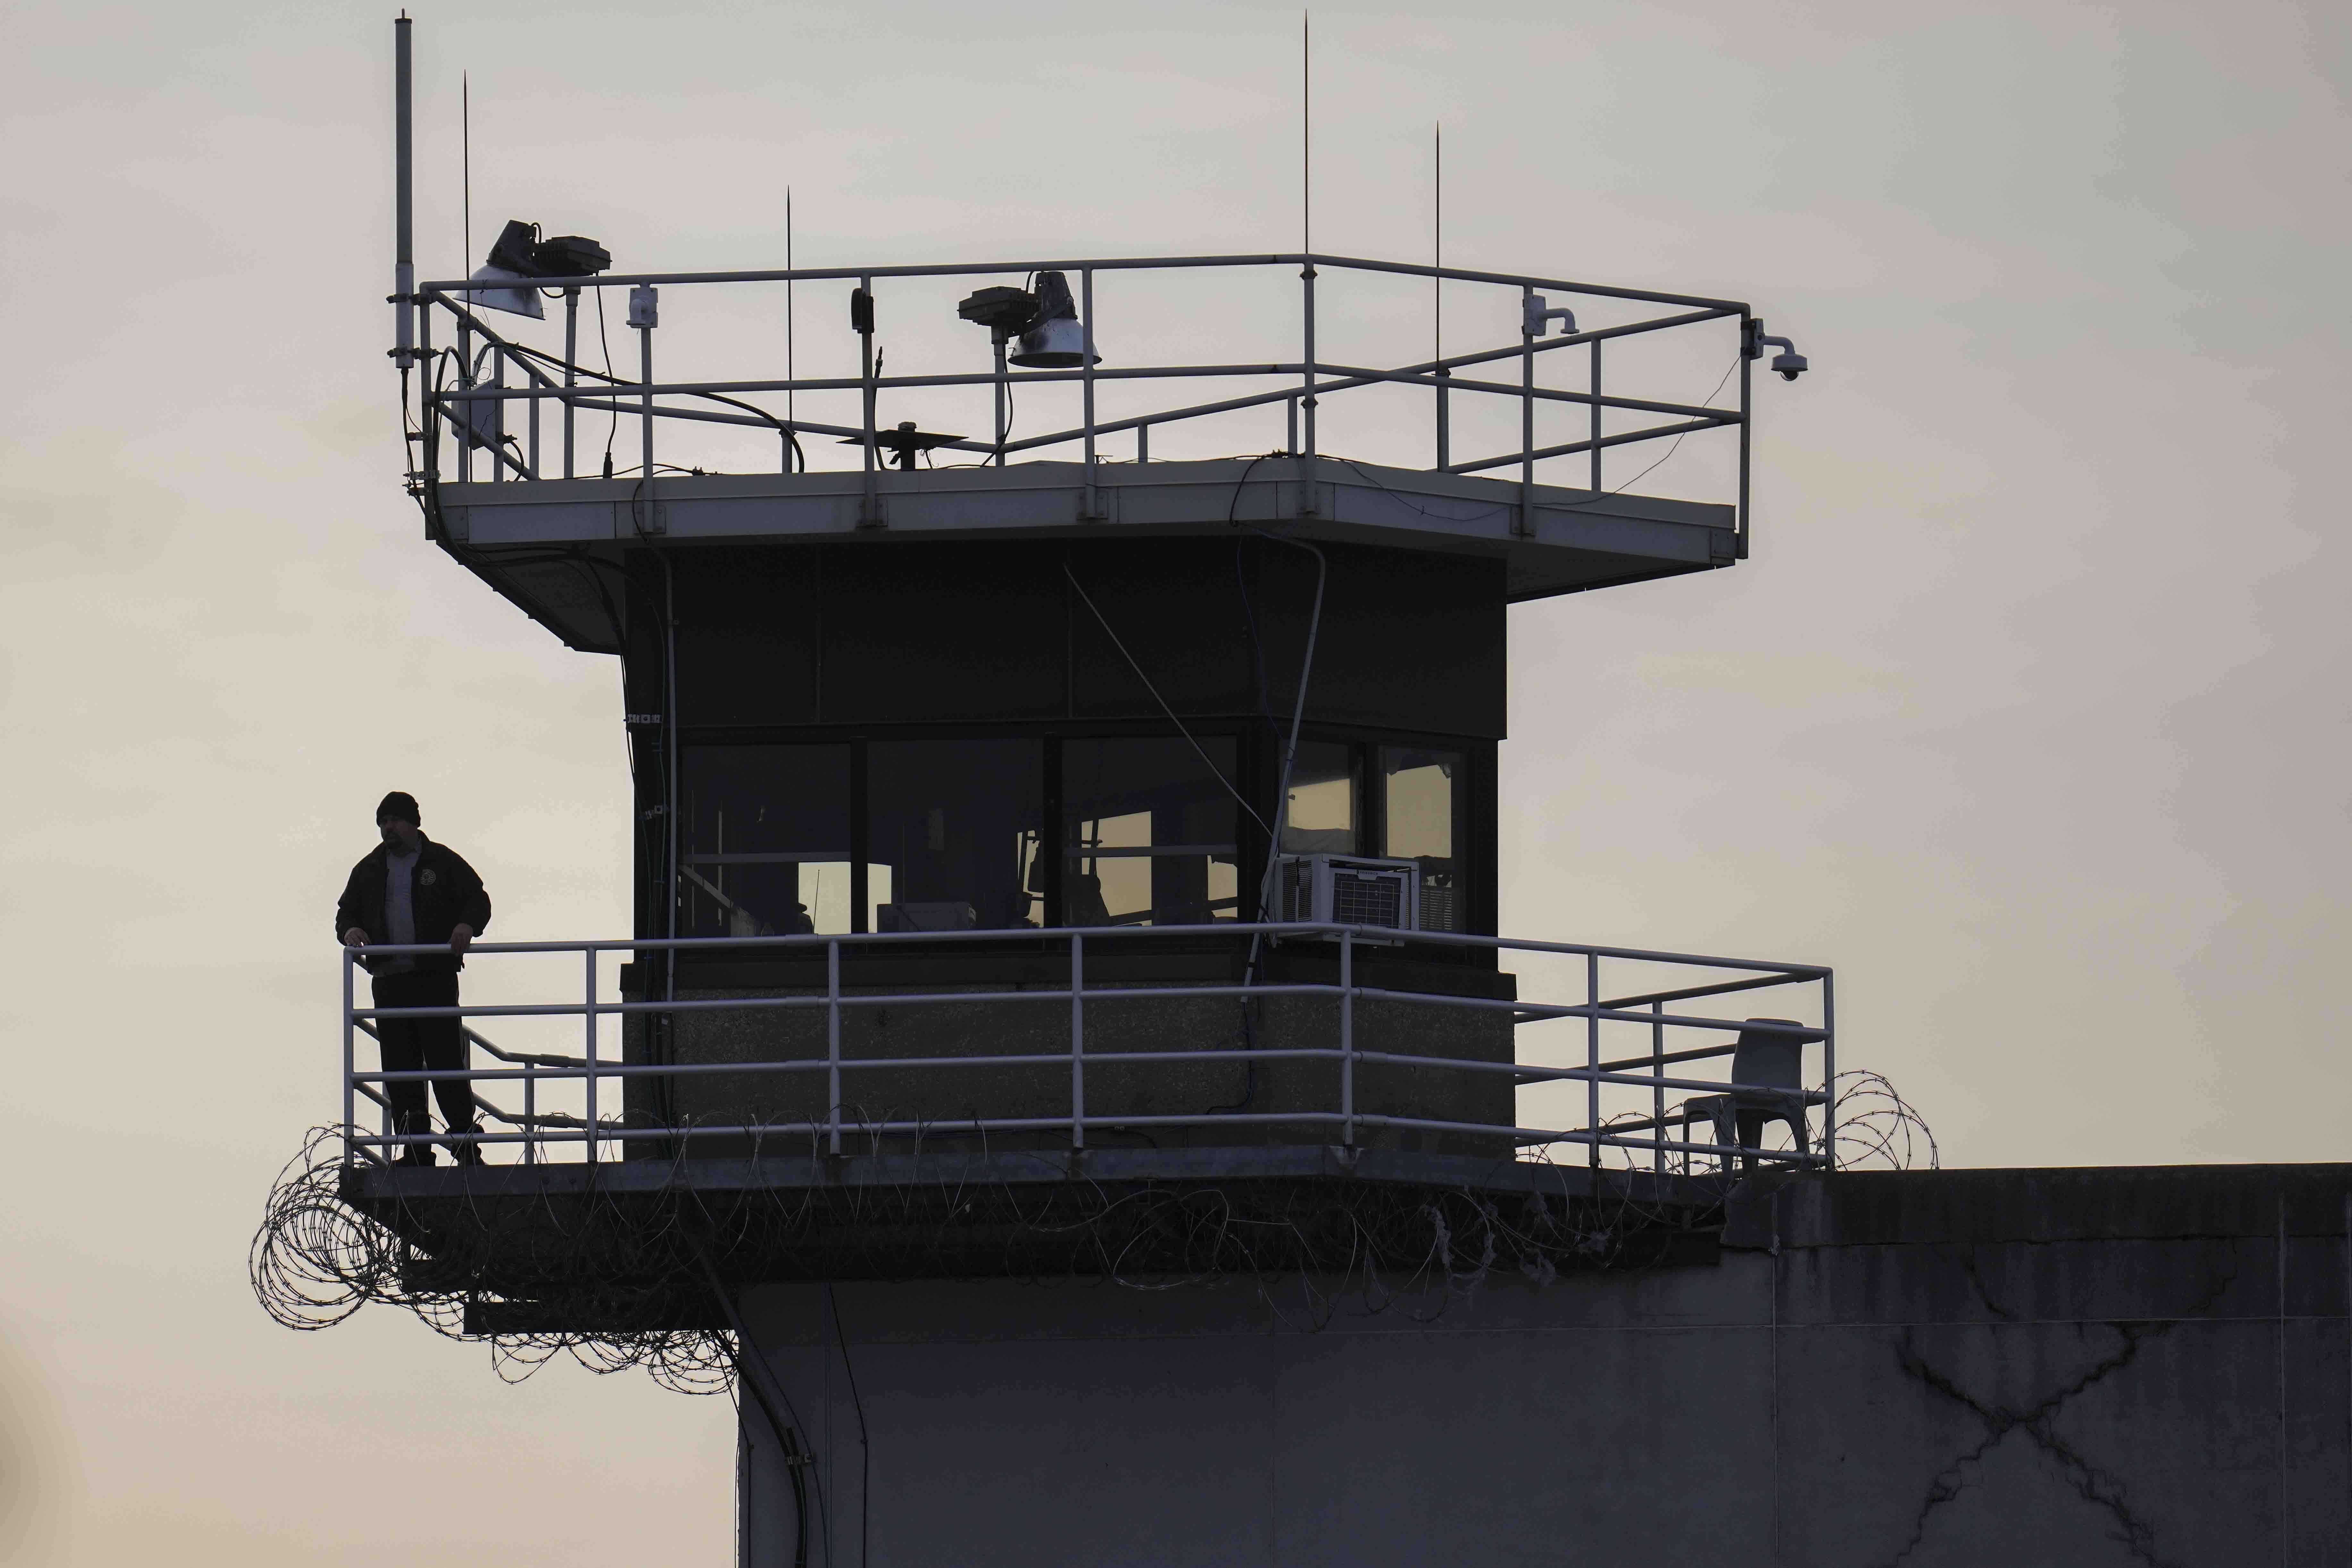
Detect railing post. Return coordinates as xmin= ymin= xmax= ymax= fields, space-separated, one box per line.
xmin=1070 ymin=933 xmax=1085 ymax=1150
xmin=524 ymin=1058 xmax=537 ymax=1166
xmin=523 ymin=347 xmax=539 ymax=479
xmin=583 ymin=950 xmax=599 ymax=1166
xmin=1434 ymin=366 xmax=1451 ymax=470
xmin=827 ymin=937 xmax=842 ymax=1156
xmin=991 ymin=335 xmax=1008 ymax=467
xmin=1651 ymin=999 xmax=1665 ymax=1175
xmin=341 ymin=950 xmax=356 ymax=1168
xmin=1339 ymin=929 xmax=1355 ymax=1147
xmin=1820 ymin=969 xmax=1837 ymax=1169
xmin=456 ymin=320 xmax=473 ymax=482
xmin=562 ymin=288 xmax=579 ymax=478
xmin=638 ymin=306 xmax=655 ymax=505
xmin=1299 ymin=262 xmax=1319 ymax=475
xmin=1586 ymin=951 xmax=1601 ymax=1170
xmin=1518 ymin=289 xmax=1536 ymax=539
xmin=1080 ymin=268 xmax=1099 ymax=519
xmin=583 ymin=947 xmax=598 ymax=1166
xmin=491 ymin=348 xmax=506 ymax=485
xmin=1589 ymin=339 xmax=1602 ymax=495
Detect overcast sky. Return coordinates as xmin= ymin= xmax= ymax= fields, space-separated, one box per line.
xmin=3 ymin=0 xmax=2346 ymax=1562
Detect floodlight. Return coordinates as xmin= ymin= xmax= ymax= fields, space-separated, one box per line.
xmin=1009 ymin=272 xmax=1100 ymax=368
xmin=460 ymin=219 xmax=612 ymax=318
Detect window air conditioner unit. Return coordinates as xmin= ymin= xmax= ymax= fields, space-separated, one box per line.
xmin=1275 ymin=853 xmax=1420 ymax=935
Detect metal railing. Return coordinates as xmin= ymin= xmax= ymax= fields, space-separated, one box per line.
xmin=340 ymin=923 xmax=1833 ymax=1176
xmin=400 ymin=252 xmax=1763 ymax=545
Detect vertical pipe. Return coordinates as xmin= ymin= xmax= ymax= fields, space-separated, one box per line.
xmin=827 ymin=938 xmax=842 ymax=1156
xmin=562 ymin=289 xmax=579 ymax=479
xmin=1137 ymin=424 xmax=1148 ymax=465
xmin=1286 ymin=396 xmax=1298 ymax=457
xmin=1819 ymin=969 xmax=1836 ymax=1168
xmin=1586 ymin=951 xmax=1601 ymax=1170
xmin=1340 ymin=929 xmax=1354 ymax=1146
xmin=1589 ymin=340 xmax=1602 ymax=496
xmin=1519 ymin=291 xmax=1536 ymax=539
xmin=583 ymin=947 xmax=598 ymax=1166
xmin=341 ymin=950 xmax=356 ymax=1168
xmin=524 ymin=1059 xmax=536 ymax=1166
xmin=1081 ymin=268 xmax=1098 ymax=517
xmin=525 ymin=349 xmax=539 ymax=479
xmin=1070 ymin=933 xmax=1085 ymax=1150
xmin=392 ymin=15 xmax=414 ymax=371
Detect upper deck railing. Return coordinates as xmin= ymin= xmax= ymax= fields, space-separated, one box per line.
xmin=340 ymin=922 xmax=1835 ymax=1177
xmin=398 ymin=252 xmax=1785 ymax=547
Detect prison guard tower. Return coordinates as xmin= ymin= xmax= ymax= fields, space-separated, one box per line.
xmin=270 ymin=18 xmax=2352 ymax=1568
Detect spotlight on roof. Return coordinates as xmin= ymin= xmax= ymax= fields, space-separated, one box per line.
xmin=460 ymin=219 xmax=613 ymax=319
xmin=1007 ymin=271 xmax=1100 ymax=369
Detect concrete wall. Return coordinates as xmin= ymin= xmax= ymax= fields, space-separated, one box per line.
xmin=732 ymin=1165 xmax=2352 ymax=1567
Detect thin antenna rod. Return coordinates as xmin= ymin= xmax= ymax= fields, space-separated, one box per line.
xmin=1301 ymin=12 xmax=1311 ymax=255
xmin=393 ymin=14 xmax=413 ymax=368
xmin=786 ymin=187 xmax=795 ymax=431
xmin=1433 ymin=122 xmax=1442 ymax=361
xmin=461 ymin=71 xmax=471 ymax=268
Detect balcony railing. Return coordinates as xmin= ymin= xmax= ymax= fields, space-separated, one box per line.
xmin=340 ymin=923 xmax=1834 ymax=1176
xmin=402 ymin=252 xmax=1765 ymax=545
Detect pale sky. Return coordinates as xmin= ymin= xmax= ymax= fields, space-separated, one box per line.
xmin=3 ymin=0 xmax=2346 ymax=1561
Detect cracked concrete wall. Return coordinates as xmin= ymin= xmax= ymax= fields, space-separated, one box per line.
xmin=731 ymin=1165 xmax=2352 ymax=1567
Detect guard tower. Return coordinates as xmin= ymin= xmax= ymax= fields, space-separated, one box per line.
xmin=294 ymin=18 xmax=1851 ymax=1566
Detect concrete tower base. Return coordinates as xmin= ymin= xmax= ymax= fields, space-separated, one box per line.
xmin=735 ymin=1165 xmax=2352 ymax=1566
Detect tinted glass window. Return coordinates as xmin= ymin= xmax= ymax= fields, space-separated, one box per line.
xmin=1381 ymin=746 xmax=1465 ymax=932
xmin=868 ymin=739 xmax=1044 ymax=931
xmin=1063 ymin=738 xmax=1241 ymax=927
xmin=680 ymin=745 xmax=854 ymax=936
xmin=1280 ymin=740 xmax=1358 ymax=855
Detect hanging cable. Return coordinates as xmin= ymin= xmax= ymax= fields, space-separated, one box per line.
xmin=1061 ymin=561 xmax=1269 ymax=837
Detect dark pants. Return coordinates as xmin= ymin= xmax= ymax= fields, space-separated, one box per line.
xmin=372 ymin=970 xmax=475 ymax=1147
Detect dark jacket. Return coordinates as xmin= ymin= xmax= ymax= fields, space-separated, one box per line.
xmin=334 ymin=835 xmax=493 ymax=975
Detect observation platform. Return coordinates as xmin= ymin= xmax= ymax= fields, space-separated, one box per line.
xmin=328 ymin=924 xmax=1836 ymax=1329
xmin=434 ymin=458 xmax=1737 ymax=655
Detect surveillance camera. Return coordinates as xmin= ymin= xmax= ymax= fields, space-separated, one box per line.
xmin=1771 ymin=351 xmax=1807 ymax=381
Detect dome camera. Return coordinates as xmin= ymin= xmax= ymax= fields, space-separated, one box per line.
xmin=1747 ymin=324 xmax=1810 ymax=385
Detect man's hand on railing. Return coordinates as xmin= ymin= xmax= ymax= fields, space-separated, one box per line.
xmin=342 ymin=928 xmax=368 ymax=948
xmin=450 ymin=923 xmax=475 ymax=956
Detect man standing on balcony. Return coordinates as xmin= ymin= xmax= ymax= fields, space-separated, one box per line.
xmin=335 ymin=792 xmax=493 ymax=1166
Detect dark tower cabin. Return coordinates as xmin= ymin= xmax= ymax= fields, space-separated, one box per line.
xmin=425 ymin=263 xmax=1775 ymax=1162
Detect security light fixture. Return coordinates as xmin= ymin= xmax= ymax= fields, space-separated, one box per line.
xmin=460 ymin=219 xmax=613 ymax=318
xmin=1009 ymin=271 xmax=1100 ymax=368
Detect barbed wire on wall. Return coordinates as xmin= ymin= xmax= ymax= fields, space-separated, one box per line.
xmin=250 ymin=1072 xmax=1938 ymax=1399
